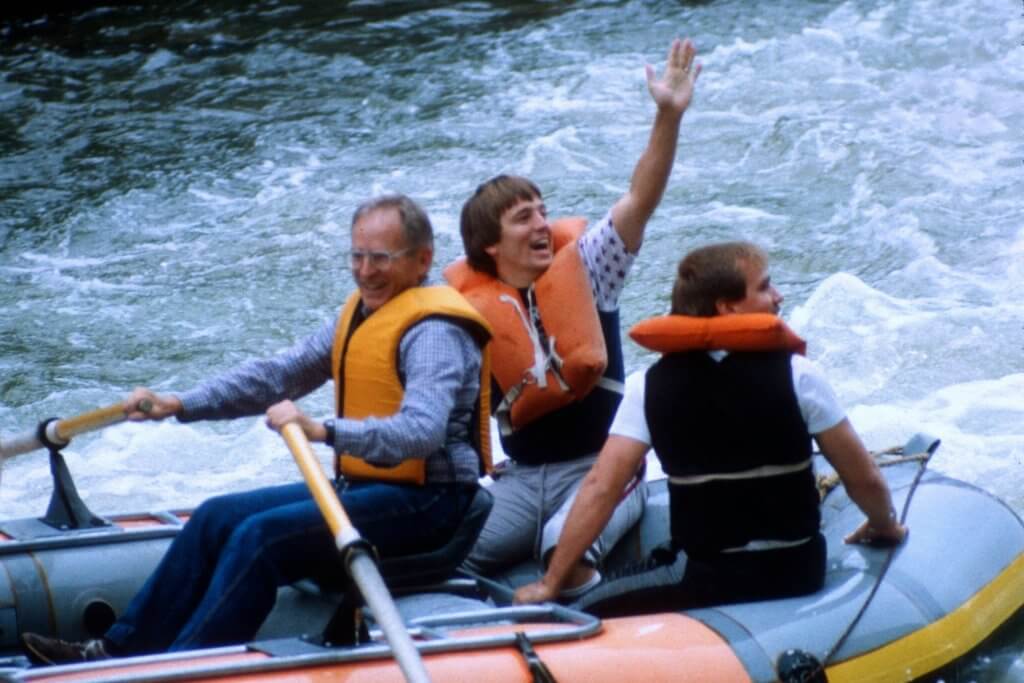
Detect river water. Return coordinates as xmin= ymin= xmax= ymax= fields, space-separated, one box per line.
xmin=1 ymin=0 xmax=1022 ymax=679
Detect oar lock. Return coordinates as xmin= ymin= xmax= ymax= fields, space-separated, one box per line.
xmin=37 ymin=418 xmax=70 ymax=452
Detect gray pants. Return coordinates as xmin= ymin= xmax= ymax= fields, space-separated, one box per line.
xmin=463 ymin=455 xmax=646 ymax=576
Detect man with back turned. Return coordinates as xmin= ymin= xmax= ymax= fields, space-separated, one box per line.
xmin=514 ymin=241 xmax=907 ymax=614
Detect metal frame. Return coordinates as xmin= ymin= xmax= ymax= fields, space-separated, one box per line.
xmin=4 ymin=604 xmax=602 ymax=683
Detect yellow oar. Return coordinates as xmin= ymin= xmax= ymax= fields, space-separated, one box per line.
xmin=0 ymin=400 xmax=151 ymax=461
xmin=280 ymin=423 xmax=432 ymax=683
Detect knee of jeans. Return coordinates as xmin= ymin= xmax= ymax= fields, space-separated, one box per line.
xmin=227 ymin=515 xmax=275 ymax=552
xmin=188 ymin=495 xmax=234 ymax=539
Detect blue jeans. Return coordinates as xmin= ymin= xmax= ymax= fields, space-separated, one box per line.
xmin=105 ymin=481 xmax=473 ymax=654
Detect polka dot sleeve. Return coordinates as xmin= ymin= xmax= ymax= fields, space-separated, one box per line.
xmin=577 ymin=211 xmax=637 ymax=312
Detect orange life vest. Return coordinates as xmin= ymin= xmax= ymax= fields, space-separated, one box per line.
xmin=629 ymin=313 xmax=807 ymax=355
xmin=443 ymin=217 xmax=608 ymax=434
xmin=331 ymin=286 xmax=492 ymax=484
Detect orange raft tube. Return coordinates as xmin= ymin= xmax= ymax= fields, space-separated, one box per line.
xmin=14 ymin=610 xmax=751 ymax=683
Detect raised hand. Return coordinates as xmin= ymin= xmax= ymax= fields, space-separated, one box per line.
xmin=646 ymin=37 xmax=701 ymax=115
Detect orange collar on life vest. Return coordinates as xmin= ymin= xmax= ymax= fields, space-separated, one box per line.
xmin=629 ymin=313 xmax=806 ymax=355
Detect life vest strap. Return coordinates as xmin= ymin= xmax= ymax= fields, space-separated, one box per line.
xmin=495 ymin=380 xmax=526 ymax=437
xmin=494 ymin=289 xmax=572 ymax=436
xmin=667 ymin=457 xmax=812 ymax=486
xmin=595 ymin=376 xmax=625 ymax=395
xmin=720 ymin=536 xmax=813 ymax=554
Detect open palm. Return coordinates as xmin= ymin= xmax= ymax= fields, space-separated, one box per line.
xmin=646 ymin=37 xmax=700 ymax=114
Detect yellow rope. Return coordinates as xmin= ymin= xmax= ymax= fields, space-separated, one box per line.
xmin=816 ymin=448 xmax=930 ymax=501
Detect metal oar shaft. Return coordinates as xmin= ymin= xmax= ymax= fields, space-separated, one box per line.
xmin=0 ymin=431 xmax=46 ymax=461
xmin=0 ymin=401 xmax=145 ymax=460
xmin=280 ymin=423 xmax=432 ymax=683
xmin=348 ymin=552 xmax=432 ymax=683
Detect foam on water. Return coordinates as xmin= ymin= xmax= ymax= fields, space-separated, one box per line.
xmin=4 ymin=0 xmax=1017 ymax=495
xmin=1 ymin=413 xmax=324 ymax=519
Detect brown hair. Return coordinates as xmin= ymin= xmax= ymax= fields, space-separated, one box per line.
xmin=459 ymin=175 xmax=543 ymax=276
xmin=670 ymin=242 xmax=767 ymax=316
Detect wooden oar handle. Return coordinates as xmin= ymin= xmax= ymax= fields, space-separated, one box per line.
xmin=55 ymin=399 xmax=149 ymax=442
xmin=0 ymin=399 xmax=152 ymax=460
xmin=281 ymin=423 xmax=359 ymax=546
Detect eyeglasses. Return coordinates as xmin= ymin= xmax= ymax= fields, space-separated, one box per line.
xmin=348 ymin=247 xmax=413 ymax=269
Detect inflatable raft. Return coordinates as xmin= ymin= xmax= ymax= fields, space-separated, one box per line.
xmin=1 ymin=434 xmax=1022 ymax=682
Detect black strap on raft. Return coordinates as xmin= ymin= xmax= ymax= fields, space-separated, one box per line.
xmin=318 ymin=537 xmax=379 ymax=647
xmin=320 ymin=590 xmax=371 ymax=647
xmin=514 ymin=631 xmax=558 ymax=683
xmin=36 ymin=418 xmax=109 ymax=531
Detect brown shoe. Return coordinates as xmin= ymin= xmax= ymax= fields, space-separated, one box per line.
xmin=21 ymin=633 xmax=111 ymax=666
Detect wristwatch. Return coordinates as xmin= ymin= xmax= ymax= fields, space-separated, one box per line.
xmin=323 ymin=419 xmax=336 ymax=447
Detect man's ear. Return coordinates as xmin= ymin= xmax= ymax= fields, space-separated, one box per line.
xmin=483 ymin=243 xmax=498 ymax=258
xmin=715 ymin=298 xmax=735 ymax=316
xmin=417 ymin=247 xmax=434 ymax=276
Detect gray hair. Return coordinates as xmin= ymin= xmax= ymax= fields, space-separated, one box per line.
xmin=351 ymin=194 xmax=434 ymax=250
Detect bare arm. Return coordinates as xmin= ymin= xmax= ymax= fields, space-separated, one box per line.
xmin=513 ymin=435 xmax=649 ymax=604
xmin=816 ymin=419 xmax=907 ymax=545
xmin=611 ymin=37 xmax=701 ymax=253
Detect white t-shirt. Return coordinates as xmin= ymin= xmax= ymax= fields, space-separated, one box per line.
xmin=609 ymin=353 xmax=846 ymax=446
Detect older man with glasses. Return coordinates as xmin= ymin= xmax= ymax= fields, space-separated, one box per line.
xmin=22 ymin=194 xmax=493 ymax=665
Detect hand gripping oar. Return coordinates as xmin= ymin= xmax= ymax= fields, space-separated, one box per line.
xmin=280 ymin=423 xmax=432 ymax=683
xmin=0 ymin=400 xmax=152 ymax=461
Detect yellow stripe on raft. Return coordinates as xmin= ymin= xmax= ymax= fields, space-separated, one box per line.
xmin=827 ymin=551 xmax=1024 ymax=683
